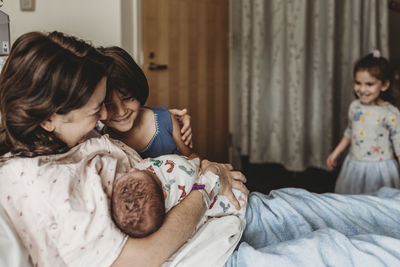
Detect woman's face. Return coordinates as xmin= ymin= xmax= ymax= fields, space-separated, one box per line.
xmin=102 ymin=89 xmax=141 ymax=133
xmin=42 ymin=77 xmax=108 ymax=147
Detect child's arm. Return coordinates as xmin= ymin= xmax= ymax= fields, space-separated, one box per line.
xmin=169 ymin=108 xmax=193 ymax=148
xmin=170 ymin=113 xmax=198 ymax=158
xmin=326 ymin=136 xmax=350 ymax=169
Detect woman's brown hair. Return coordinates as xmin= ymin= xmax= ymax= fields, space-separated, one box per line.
xmin=0 ymin=31 xmax=108 ymax=157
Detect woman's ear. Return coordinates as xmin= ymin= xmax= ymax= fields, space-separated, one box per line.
xmin=381 ymin=80 xmax=390 ymax=92
xmin=40 ymin=115 xmax=56 ymax=132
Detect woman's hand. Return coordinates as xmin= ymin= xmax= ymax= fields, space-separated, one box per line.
xmin=201 ymin=159 xmax=249 ymax=210
xmin=169 ymin=108 xmax=193 ymax=148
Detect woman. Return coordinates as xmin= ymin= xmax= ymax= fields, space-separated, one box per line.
xmin=0 ymin=31 xmax=247 ymax=267
xmin=1 ymin=31 xmax=400 ymax=267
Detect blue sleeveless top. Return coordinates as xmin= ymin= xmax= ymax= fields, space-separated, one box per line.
xmin=138 ymin=106 xmax=179 ymax=158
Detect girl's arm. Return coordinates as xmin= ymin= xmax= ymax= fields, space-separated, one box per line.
xmin=326 ymin=136 xmax=350 ymax=169
xmin=169 ymin=108 xmax=193 ymax=148
xmin=170 ymin=113 xmax=198 ymax=158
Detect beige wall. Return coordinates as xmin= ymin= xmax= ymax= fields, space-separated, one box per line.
xmin=0 ymin=0 xmax=122 ymax=47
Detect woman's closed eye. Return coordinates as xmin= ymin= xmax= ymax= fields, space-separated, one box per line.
xmin=90 ymin=105 xmax=103 ymax=118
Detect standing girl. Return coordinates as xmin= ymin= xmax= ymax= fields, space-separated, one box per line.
xmin=327 ymin=50 xmax=400 ymax=194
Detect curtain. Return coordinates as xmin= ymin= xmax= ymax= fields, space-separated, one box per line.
xmin=231 ymin=0 xmax=389 ymax=171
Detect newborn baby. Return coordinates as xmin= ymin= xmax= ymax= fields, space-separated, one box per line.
xmin=111 ymin=155 xmax=247 ymax=238
xmin=111 ymin=167 xmax=165 ymax=238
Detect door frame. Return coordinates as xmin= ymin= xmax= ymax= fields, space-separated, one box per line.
xmin=123 ymin=0 xmax=142 ymax=65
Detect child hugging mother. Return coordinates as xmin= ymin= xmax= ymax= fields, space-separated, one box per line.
xmin=1 ymin=31 xmax=400 ymax=267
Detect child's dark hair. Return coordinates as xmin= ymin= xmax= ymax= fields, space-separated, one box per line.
xmin=98 ymin=46 xmax=149 ymax=106
xmin=353 ymin=52 xmax=394 ymax=104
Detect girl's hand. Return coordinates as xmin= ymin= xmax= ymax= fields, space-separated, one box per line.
xmin=326 ymin=153 xmax=338 ymax=169
xmin=169 ymin=108 xmax=193 ymax=148
xmin=327 ymin=136 xmax=350 ymax=170
xmin=201 ymin=159 xmax=249 ymax=210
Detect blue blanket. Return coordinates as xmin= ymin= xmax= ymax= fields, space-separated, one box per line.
xmin=226 ymin=187 xmax=400 ymax=267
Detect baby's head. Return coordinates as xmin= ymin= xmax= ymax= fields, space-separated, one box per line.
xmin=353 ymin=51 xmax=394 ymax=105
xmin=98 ymin=46 xmax=149 ymax=133
xmin=111 ymin=168 xmax=165 ymax=238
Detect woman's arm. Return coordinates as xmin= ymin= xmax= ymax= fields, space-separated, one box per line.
xmin=111 ymin=160 xmax=248 ymax=266
xmin=111 ymin=190 xmax=206 ymax=267
xmin=201 ymin=160 xmax=249 ymax=210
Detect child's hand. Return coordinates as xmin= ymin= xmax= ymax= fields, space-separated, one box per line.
xmin=326 ymin=153 xmax=338 ymax=169
xmin=169 ymin=108 xmax=193 ymax=148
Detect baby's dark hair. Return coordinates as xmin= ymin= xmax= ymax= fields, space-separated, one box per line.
xmin=98 ymin=46 xmax=149 ymax=106
xmin=111 ymin=171 xmax=165 ymax=238
xmin=353 ymin=52 xmax=394 ymax=104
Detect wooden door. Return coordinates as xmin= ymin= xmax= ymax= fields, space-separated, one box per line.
xmin=142 ymin=0 xmax=230 ymax=162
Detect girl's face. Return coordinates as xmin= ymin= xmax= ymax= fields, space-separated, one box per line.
xmin=103 ymin=89 xmax=141 ymax=133
xmin=40 ymin=77 xmax=108 ymax=147
xmin=354 ymin=70 xmax=390 ymax=106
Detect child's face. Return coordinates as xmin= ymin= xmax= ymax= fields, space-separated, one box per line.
xmin=103 ymin=89 xmax=141 ymax=132
xmin=354 ymin=70 xmax=389 ymax=105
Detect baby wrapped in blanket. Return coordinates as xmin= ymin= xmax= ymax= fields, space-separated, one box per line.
xmin=111 ymin=154 xmax=247 ymax=238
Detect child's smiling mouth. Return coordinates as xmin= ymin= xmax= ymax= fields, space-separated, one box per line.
xmin=112 ymin=111 xmax=133 ymax=123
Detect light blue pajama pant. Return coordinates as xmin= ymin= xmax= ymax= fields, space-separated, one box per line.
xmin=225 ymin=188 xmax=400 ymax=267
